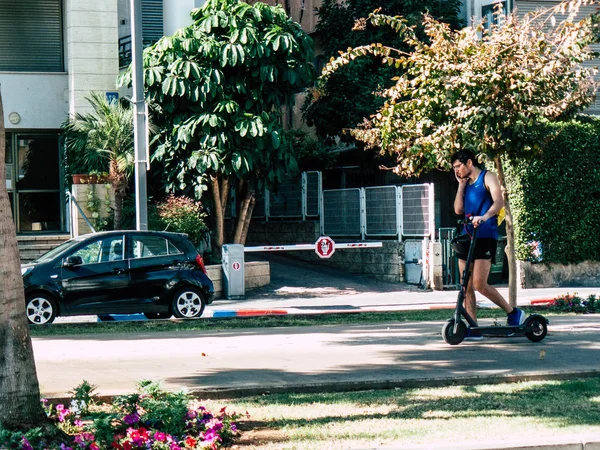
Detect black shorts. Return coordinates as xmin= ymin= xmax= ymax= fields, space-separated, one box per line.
xmin=456 ymin=238 xmax=497 ymax=264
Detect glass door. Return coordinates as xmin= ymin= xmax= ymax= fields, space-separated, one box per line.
xmin=5 ymin=135 xmax=14 ymax=215
xmin=7 ymin=133 xmax=64 ymax=233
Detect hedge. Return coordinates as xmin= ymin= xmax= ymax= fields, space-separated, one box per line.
xmin=506 ymin=117 xmax=600 ymax=264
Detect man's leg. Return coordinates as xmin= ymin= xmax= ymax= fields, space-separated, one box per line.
xmin=458 ymin=258 xmax=478 ymax=324
xmin=471 ymin=259 xmax=512 ymax=313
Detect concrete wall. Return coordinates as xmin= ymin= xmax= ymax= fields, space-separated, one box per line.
xmin=66 ymin=0 xmax=120 ymax=116
xmin=207 ymin=261 xmax=270 ymax=299
xmin=0 ymin=73 xmax=68 ymax=130
xmin=245 ymin=220 xmax=405 ymax=283
xmin=71 ymin=183 xmax=115 ymax=236
xmin=519 ymin=261 xmax=600 ymax=288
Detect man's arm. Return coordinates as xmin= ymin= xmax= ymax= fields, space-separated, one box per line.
xmin=454 ymin=175 xmax=467 ymax=215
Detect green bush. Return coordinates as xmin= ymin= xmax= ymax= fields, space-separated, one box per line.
xmin=506 ymin=117 xmax=600 ymax=263
xmin=548 ymin=294 xmax=598 ymax=313
xmin=149 ymin=195 xmax=208 ymax=246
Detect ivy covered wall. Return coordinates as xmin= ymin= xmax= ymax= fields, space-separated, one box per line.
xmin=506 ymin=117 xmax=600 ymax=264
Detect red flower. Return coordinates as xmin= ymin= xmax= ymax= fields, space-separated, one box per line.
xmin=184 ymin=436 xmax=197 ymax=448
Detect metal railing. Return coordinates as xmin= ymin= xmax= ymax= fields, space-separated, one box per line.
xmin=439 ymin=227 xmax=459 ymax=288
xmin=67 ymin=191 xmax=96 ymax=237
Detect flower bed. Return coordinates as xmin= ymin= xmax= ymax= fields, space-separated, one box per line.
xmin=5 ymin=381 xmax=242 ymax=450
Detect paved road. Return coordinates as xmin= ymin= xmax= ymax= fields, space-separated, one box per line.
xmin=34 ymin=315 xmax=600 ymax=399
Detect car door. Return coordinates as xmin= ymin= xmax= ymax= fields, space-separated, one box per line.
xmin=127 ymin=234 xmax=186 ymax=307
xmin=60 ymin=234 xmax=130 ymax=314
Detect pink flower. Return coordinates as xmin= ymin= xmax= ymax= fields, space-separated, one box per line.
xmin=154 ymin=431 xmax=167 ymax=442
xmin=22 ymin=437 xmax=33 ymax=450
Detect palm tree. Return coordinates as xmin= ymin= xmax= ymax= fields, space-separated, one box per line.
xmin=0 ymin=89 xmax=48 ymax=428
xmin=62 ymin=92 xmax=135 ymax=229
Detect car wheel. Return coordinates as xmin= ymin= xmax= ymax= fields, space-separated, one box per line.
xmin=26 ymin=294 xmax=57 ymax=325
xmin=143 ymin=312 xmax=172 ymax=320
xmin=172 ymin=287 xmax=205 ymax=319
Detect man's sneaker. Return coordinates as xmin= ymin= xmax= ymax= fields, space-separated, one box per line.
xmin=507 ymin=308 xmax=526 ymax=327
xmin=464 ymin=329 xmax=484 ymax=341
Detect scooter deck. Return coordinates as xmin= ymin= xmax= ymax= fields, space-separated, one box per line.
xmin=471 ymin=321 xmax=541 ymax=337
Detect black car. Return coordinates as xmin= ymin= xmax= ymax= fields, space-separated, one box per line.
xmin=21 ymin=230 xmax=214 ymax=325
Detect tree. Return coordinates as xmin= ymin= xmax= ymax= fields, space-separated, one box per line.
xmin=0 ymin=89 xmax=47 ymax=429
xmin=62 ymin=92 xmax=135 ymax=230
xmin=321 ymin=2 xmax=599 ymax=305
xmin=302 ymin=0 xmax=463 ymax=143
xmin=120 ymin=0 xmax=315 ymax=252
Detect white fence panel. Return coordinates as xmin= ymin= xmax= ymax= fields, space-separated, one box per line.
xmin=401 ymin=183 xmax=434 ymax=238
xmin=364 ymin=186 xmax=399 ymax=237
xmin=303 ymin=171 xmax=322 ymax=218
xmin=322 ymin=188 xmax=362 ymax=237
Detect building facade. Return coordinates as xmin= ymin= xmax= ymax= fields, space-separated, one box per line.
xmin=0 ymin=0 xmax=202 ymax=234
xmin=0 ymin=0 xmax=119 ymax=233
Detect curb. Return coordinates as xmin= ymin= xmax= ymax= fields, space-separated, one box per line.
xmin=182 ymin=369 xmax=600 ymax=400
xmin=371 ymin=434 xmax=600 ymax=450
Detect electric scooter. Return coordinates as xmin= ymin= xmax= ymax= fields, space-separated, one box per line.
xmin=442 ymin=219 xmax=549 ymax=345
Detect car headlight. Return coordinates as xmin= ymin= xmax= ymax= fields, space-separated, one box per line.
xmin=21 ymin=266 xmax=33 ymax=276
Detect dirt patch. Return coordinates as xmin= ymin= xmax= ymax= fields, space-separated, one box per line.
xmin=233 ymin=420 xmax=288 ymax=448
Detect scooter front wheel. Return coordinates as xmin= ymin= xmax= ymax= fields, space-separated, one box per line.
xmin=525 ymin=314 xmax=548 ymax=342
xmin=442 ymin=319 xmax=466 ymax=345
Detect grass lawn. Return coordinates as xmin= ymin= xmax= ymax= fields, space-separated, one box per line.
xmin=200 ymin=377 xmax=600 ymax=449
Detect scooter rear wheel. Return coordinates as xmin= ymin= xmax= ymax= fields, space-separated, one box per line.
xmin=525 ymin=315 xmax=548 ymax=342
xmin=442 ymin=319 xmax=466 ymax=345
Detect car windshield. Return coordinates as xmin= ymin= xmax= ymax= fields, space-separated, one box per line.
xmin=32 ymin=237 xmax=86 ymax=264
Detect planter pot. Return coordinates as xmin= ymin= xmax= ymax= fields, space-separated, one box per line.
xmin=72 ymin=174 xmax=109 ymax=184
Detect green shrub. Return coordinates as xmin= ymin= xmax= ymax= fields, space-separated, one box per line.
xmin=506 ymin=117 xmax=600 ymax=263
xmin=150 ymin=195 xmax=208 ymax=246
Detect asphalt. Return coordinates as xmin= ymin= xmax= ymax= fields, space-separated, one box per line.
xmin=35 ymin=253 xmax=600 ymax=450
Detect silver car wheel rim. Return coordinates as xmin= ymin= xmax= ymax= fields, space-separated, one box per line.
xmin=27 ymin=297 xmax=53 ymax=325
xmin=176 ymin=291 xmax=202 ymax=318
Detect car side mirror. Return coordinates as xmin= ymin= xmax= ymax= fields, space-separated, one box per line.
xmin=63 ymin=255 xmax=83 ymax=268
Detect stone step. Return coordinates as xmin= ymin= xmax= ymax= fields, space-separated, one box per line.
xmin=18 ymin=234 xmax=71 ymax=264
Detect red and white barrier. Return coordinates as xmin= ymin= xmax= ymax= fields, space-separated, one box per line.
xmin=244 ymin=237 xmax=382 ymax=259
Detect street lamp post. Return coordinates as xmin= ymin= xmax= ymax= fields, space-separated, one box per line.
xmin=130 ymin=0 xmax=148 ymax=230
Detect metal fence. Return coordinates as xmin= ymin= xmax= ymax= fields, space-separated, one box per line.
xmin=227 ymin=171 xmax=322 ymax=220
xmin=364 ymin=186 xmax=400 ymax=237
xmin=321 ymin=188 xmax=363 ymax=237
xmin=321 ymin=183 xmax=434 ymax=240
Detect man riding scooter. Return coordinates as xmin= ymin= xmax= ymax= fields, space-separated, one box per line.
xmin=452 ymin=150 xmax=526 ymax=341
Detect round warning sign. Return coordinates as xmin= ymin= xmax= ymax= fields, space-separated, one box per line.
xmin=232 ymin=261 xmax=241 ymax=271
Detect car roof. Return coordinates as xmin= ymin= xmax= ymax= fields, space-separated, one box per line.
xmin=76 ymin=230 xmax=189 ymax=240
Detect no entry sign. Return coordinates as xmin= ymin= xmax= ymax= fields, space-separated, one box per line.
xmin=315 ymin=236 xmax=335 ymax=258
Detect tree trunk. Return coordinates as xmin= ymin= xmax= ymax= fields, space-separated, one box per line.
xmin=0 ymin=90 xmax=47 ymax=428
xmin=239 ymin=193 xmax=256 ymax=245
xmin=233 ymin=184 xmax=254 ymax=244
xmin=109 ymin=160 xmax=127 ymax=230
xmin=211 ymin=175 xmax=231 ymax=257
xmin=494 ymin=156 xmax=517 ymax=308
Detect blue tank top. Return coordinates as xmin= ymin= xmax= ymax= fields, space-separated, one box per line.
xmin=462 ymin=170 xmax=498 ymax=239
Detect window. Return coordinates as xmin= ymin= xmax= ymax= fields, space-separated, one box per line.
xmin=481 ymin=1 xmax=507 ymax=31
xmin=132 ymin=235 xmax=183 ymax=259
xmin=71 ymin=236 xmax=125 ymax=265
xmin=0 ymin=0 xmax=64 ymax=72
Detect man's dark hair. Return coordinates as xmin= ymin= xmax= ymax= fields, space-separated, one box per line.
xmin=451 ymin=150 xmax=477 ymax=165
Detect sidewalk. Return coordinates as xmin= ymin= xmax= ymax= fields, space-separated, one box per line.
xmin=206 ymin=254 xmax=600 ymax=318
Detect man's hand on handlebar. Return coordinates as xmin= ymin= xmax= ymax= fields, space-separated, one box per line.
xmin=471 ymin=216 xmax=485 ymax=228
